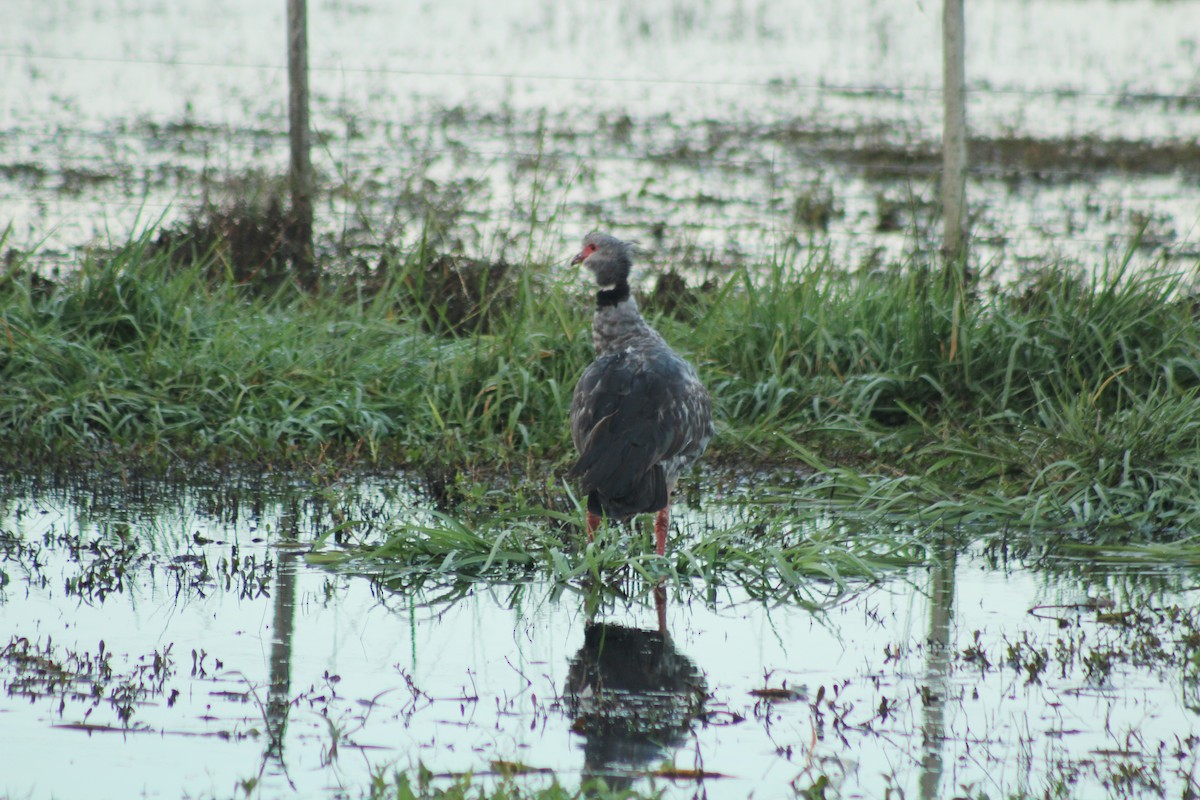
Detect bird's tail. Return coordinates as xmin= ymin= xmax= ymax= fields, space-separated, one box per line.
xmin=582 ymin=463 xmax=668 ymax=520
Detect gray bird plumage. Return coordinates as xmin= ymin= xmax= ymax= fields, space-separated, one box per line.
xmin=568 ymin=232 xmax=713 ymax=526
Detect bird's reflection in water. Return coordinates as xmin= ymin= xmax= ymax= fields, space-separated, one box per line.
xmin=563 ymin=587 xmax=707 ymax=790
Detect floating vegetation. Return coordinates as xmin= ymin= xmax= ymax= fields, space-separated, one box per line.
xmin=2 ymin=636 xmax=177 ymax=727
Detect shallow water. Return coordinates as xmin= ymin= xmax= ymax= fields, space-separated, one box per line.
xmin=2 ymin=0 xmax=1198 ymax=276
xmin=2 ymin=475 xmax=1198 ymax=799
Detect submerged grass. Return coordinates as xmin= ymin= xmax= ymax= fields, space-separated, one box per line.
xmin=327 ymin=497 xmax=921 ymax=605
xmin=3 ymin=223 xmax=1200 ymax=542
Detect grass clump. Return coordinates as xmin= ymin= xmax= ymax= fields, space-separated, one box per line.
xmin=151 ymin=171 xmax=308 ymax=295
xmin=330 ymin=493 xmax=924 ymax=606
xmin=3 ymin=219 xmax=1200 ymax=538
xmin=0 ymin=233 xmax=425 ymax=460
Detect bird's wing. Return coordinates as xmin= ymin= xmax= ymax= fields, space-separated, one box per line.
xmin=569 ymin=349 xmax=709 ymax=502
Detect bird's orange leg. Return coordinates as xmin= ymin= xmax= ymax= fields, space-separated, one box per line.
xmin=654 ymin=582 xmax=668 ymax=635
xmin=586 ymin=510 xmax=602 ymax=542
xmin=654 ymin=505 xmax=670 ymax=556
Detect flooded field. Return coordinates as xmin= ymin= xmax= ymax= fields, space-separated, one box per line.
xmin=3 ymin=0 xmax=1199 ymax=275
xmin=4 ymin=2 xmax=1200 ymax=799
xmin=3 ymin=474 xmax=1199 ymax=799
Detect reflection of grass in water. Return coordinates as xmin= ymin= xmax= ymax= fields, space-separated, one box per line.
xmin=368 ymin=767 xmax=654 ymax=800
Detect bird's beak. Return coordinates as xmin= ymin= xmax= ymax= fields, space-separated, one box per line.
xmin=570 ymin=250 xmax=585 ymax=266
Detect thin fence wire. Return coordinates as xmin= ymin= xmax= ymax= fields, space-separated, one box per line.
xmin=3 ymin=48 xmax=1198 ymax=104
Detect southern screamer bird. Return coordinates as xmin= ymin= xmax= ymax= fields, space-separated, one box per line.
xmin=568 ymin=232 xmax=714 ymax=555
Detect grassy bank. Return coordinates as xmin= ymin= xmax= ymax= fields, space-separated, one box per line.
xmin=3 ymin=225 xmax=1200 ymax=538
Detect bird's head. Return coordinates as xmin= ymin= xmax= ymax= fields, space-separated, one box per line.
xmin=571 ymin=231 xmax=636 ymax=290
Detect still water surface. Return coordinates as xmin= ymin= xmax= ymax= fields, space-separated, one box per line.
xmin=2 ymin=476 xmax=1198 ymax=799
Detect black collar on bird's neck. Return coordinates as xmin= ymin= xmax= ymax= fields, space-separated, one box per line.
xmin=596 ymin=278 xmax=631 ymax=308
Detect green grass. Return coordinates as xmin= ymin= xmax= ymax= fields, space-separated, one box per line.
xmin=323 ymin=497 xmax=922 ymax=605
xmin=3 ymin=223 xmax=1200 ymax=541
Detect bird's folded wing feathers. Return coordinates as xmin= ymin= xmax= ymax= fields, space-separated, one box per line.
xmin=569 ymin=349 xmax=707 ymax=491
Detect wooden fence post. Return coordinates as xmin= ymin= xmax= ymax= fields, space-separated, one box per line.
xmin=942 ymin=0 xmax=967 ymax=262
xmin=287 ymin=0 xmax=316 ymax=291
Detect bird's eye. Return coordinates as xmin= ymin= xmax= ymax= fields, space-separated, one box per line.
xmin=585 ymin=244 xmax=597 ymax=255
